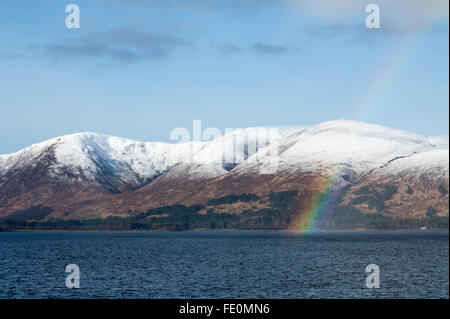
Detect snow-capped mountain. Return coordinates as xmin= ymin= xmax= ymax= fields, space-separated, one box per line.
xmin=0 ymin=120 xmax=448 ymax=223
xmin=0 ymin=133 xmax=199 ymax=189
xmin=1 ymin=120 xmax=446 ymax=182
xmin=234 ymin=120 xmax=448 ymax=179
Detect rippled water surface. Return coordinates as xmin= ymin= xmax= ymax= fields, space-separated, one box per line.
xmin=0 ymin=231 xmax=448 ymax=298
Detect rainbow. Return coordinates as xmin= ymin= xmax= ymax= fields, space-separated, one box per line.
xmin=294 ymin=165 xmax=346 ymax=233
xmin=352 ymin=17 xmax=448 ymax=122
xmin=294 ymin=11 xmax=448 ymax=232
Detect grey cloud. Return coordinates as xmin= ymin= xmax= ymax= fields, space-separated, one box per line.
xmin=299 ymin=0 xmax=448 ymax=41
xmin=302 ymin=21 xmax=448 ymax=46
xmin=37 ymin=30 xmax=192 ymax=64
xmin=251 ymin=43 xmax=289 ymax=56
xmin=0 ymin=52 xmax=23 ymax=61
xmin=210 ymin=42 xmax=294 ymax=57
xmin=302 ymin=24 xmax=360 ymax=40
xmin=211 ymin=42 xmax=242 ymax=56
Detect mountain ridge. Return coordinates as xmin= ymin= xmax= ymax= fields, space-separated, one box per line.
xmin=0 ymin=120 xmax=448 ymax=229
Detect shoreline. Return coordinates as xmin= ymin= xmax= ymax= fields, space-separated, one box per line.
xmin=1 ymin=228 xmax=448 ymax=233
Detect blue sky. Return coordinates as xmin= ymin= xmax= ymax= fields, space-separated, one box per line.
xmin=0 ymin=0 xmax=448 ymax=154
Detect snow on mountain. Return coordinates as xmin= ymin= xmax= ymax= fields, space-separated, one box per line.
xmin=0 ymin=137 xmax=56 ymax=174
xmin=236 ymin=120 xmax=447 ymax=178
xmin=152 ymin=162 xmax=229 ymax=182
xmin=192 ymin=126 xmax=303 ymax=167
xmin=377 ymin=149 xmax=449 ymax=180
xmin=0 ymin=133 xmax=199 ymax=187
xmin=0 ymin=120 xmax=448 ymax=187
xmin=427 ymin=135 xmax=449 ymax=149
xmin=50 ymin=133 xmax=198 ymax=182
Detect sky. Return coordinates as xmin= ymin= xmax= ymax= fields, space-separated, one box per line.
xmin=0 ymin=0 xmax=448 ymax=154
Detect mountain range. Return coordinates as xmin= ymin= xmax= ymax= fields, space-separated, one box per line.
xmin=0 ymin=120 xmax=448 ymax=230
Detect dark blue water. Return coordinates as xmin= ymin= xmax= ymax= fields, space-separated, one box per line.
xmin=0 ymin=231 xmax=448 ymax=299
